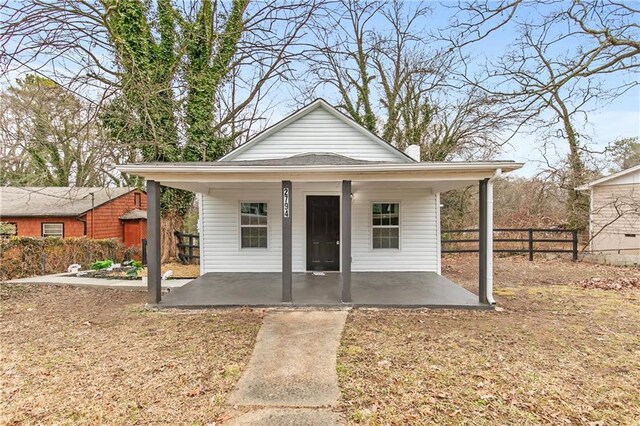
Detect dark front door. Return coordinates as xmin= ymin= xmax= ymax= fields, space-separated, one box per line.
xmin=306 ymin=195 xmax=340 ymax=271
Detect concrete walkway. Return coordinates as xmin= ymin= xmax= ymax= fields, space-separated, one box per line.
xmin=7 ymin=272 xmax=190 ymax=289
xmin=225 ymin=310 xmax=348 ymax=425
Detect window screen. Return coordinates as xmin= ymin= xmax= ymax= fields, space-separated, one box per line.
xmin=372 ymin=203 xmax=399 ymax=249
xmin=42 ymin=222 xmax=64 ymax=238
xmin=240 ymin=203 xmax=268 ymax=248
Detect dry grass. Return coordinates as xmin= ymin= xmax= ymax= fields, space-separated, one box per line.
xmin=0 ymin=285 xmax=262 ymax=425
xmin=338 ymin=256 xmax=640 ymax=425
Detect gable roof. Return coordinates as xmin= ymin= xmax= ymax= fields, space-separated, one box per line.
xmin=220 ymin=99 xmax=415 ymax=163
xmin=0 ymin=187 xmax=139 ymax=217
xmin=577 ymin=164 xmax=640 ymax=190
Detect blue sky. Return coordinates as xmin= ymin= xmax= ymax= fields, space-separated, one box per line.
xmin=3 ymin=0 xmax=638 ymax=177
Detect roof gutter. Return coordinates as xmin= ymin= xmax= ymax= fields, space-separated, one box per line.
xmin=118 ymin=162 xmax=524 ymax=175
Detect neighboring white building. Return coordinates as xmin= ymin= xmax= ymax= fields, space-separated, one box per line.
xmin=578 ymin=164 xmax=640 ymax=255
xmin=120 ymin=99 xmax=523 ymax=307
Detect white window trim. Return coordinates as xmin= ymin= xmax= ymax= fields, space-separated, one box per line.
xmin=370 ymin=201 xmax=401 ymax=251
xmin=238 ymin=201 xmax=269 ymax=250
xmin=42 ymin=222 xmax=64 ymax=238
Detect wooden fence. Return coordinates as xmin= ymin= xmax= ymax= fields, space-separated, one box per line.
xmin=174 ymin=231 xmax=200 ymax=264
xmin=142 ymin=229 xmax=578 ymax=265
xmin=442 ymin=228 xmax=579 ymax=261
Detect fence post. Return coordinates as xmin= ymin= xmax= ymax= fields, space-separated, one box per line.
xmin=41 ymin=253 xmax=47 ymax=275
xmin=572 ymin=230 xmax=578 ymax=261
xmin=141 ymin=239 xmax=147 ymax=265
xmin=528 ymin=229 xmax=534 ymax=261
xmin=188 ymin=234 xmax=194 ymax=263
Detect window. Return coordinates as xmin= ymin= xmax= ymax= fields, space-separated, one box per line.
xmin=0 ymin=222 xmax=17 ymax=237
xmin=42 ymin=222 xmax=64 ymax=238
xmin=240 ymin=203 xmax=268 ymax=248
xmin=372 ymin=203 xmax=400 ymax=249
xmin=134 ymin=192 xmax=141 ymax=207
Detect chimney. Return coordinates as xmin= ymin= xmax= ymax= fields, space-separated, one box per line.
xmin=405 ymin=144 xmax=420 ymax=161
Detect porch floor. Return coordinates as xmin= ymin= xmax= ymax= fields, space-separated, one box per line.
xmin=159 ymin=272 xmax=490 ymax=309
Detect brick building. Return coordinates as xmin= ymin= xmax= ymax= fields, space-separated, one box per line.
xmin=0 ymin=187 xmax=147 ymax=247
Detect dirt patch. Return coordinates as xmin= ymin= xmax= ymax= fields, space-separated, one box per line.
xmin=139 ymin=262 xmax=200 ymax=279
xmin=442 ymin=254 xmax=638 ymax=291
xmin=339 ymin=256 xmax=640 ymax=424
xmin=0 ymin=284 xmax=262 ymax=425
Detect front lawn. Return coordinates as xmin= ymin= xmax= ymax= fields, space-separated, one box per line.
xmin=338 ymin=257 xmax=640 ymax=424
xmin=0 ymin=285 xmax=262 ymax=425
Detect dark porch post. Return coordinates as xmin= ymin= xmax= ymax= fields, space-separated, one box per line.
xmin=478 ymin=178 xmax=494 ymax=304
xmin=282 ymin=180 xmax=292 ymax=302
xmin=341 ymin=180 xmax=352 ymax=302
xmin=147 ymin=179 xmax=161 ymax=304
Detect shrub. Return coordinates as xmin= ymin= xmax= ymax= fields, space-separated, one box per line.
xmin=0 ymin=237 xmax=138 ymax=281
xmin=90 ymin=259 xmax=114 ymax=271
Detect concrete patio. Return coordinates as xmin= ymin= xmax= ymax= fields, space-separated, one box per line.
xmin=159 ymin=272 xmax=490 ymax=309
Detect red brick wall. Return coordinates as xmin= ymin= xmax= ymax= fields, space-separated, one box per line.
xmin=84 ymin=190 xmax=147 ymax=242
xmin=2 ymin=216 xmax=86 ymax=237
xmin=2 ymin=190 xmax=147 ymax=246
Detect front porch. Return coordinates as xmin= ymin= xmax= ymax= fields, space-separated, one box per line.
xmin=160 ymin=272 xmax=489 ymax=309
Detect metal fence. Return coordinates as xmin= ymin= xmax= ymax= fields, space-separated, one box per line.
xmin=442 ymin=228 xmax=579 ymax=261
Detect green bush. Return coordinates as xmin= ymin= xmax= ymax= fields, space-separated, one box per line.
xmin=0 ymin=237 xmax=140 ymax=281
xmin=90 ymin=259 xmax=114 ymax=270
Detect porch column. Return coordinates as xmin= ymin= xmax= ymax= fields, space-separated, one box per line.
xmin=478 ymin=178 xmax=495 ymax=304
xmin=341 ymin=180 xmax=352 ymax=302
xmin=282 ymin=180 xmax=292 ymax=302
xmin=147 ymin=179 xmax=161 ymax=305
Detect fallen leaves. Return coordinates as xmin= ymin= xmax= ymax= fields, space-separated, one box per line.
xmin=338 ymin=256 xmax=640 ymax=425
xmin=0 ymin=284 xmax=262 ymax=425
xmin=576 ymin=276 xmax=640 ymax=291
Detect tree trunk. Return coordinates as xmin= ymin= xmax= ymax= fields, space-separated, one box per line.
xmin=562 ymin=117 xmax=589 ymax=230
xmin=160 ymin=211 xmax=183 ymax=263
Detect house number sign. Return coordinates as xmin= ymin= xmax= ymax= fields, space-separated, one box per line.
xmin=283 ymin=187 xmax=290 ymax=218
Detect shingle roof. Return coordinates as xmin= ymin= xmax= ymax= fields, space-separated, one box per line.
xmin=0 ymin=187 xmax=138 ymax=217
xmin=218 ymin=153 xmax=388 ymax=166
xmin=119 ymin=209 xmax=147 ymax=220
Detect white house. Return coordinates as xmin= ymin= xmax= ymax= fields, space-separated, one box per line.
xmin=120 ymin=99 xmax=522 ymax=308
xmin=578 ymin=164 xmax=640 ymax=255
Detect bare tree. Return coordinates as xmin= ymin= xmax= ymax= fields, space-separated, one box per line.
xmin=446 ymin=1 xmax=639 ymax=229
xmin=303 ymin=0 xmax=511 ymax=160
xmin=1 ymin=0 xmax=323 ymax=260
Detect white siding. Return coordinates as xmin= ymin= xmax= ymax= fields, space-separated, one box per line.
xmin=351 ymin=187 xmax=438 ymax=272
xmin=201 ymin=188 xmax=283 ymax=272
xmin=590 ymin=182 xmax=640 ymax=253
xmin=231 ymin=107 xmax=406 ymax=162
xmin=200 ymin=183 xmax=439 ymax=273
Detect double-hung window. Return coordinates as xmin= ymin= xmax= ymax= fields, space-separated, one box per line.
xmin=372 ymin=202 xmax=400 ymax=249
xmin=42 ymin=222 xmax=64 ymax=238
xmin=240 ymin=202 xmax=268 ymax=249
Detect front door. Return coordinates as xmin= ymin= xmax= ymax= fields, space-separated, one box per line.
xmin=306 ymin=196 xmax=340 ymax=271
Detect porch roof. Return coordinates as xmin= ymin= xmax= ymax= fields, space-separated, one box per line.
xmin=118 ymin=156 xmax=522 ymax=193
